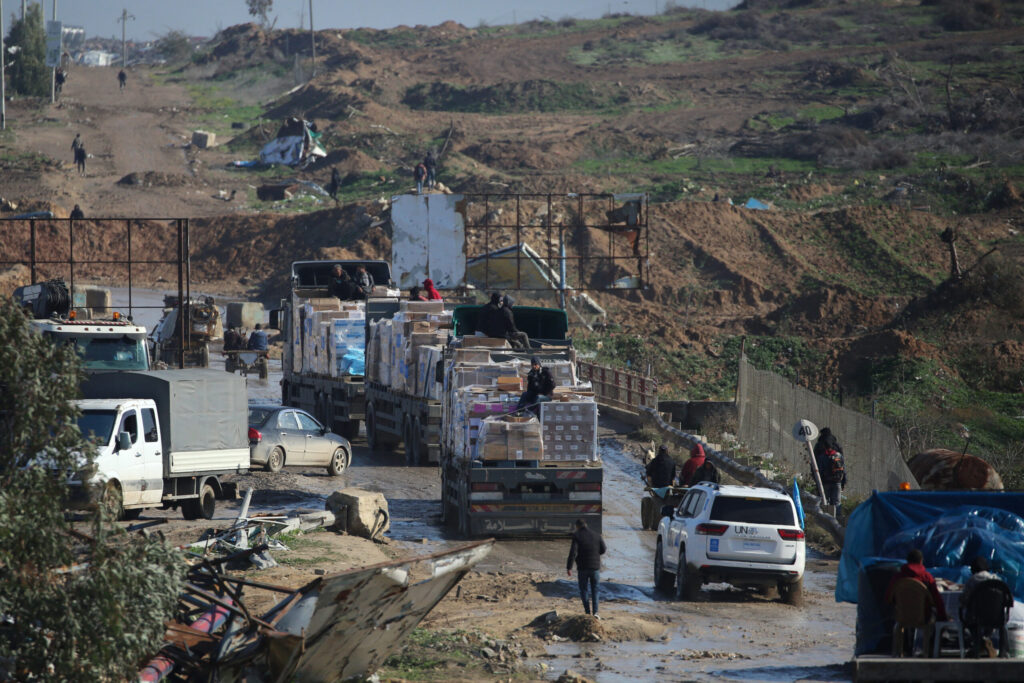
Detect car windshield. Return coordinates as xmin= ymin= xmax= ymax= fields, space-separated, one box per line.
xmin=710 ymin=496 xmax=795 ymax=526
xmin=248 ymin=407 xmax=276 ymax=426
xmin=77 ymin=409 xmax=117 ymax=446
xmin=49 ymin=333 xmax=149 ymax=371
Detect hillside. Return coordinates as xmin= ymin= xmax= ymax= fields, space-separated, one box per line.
xmin=1 ymin=0 xmax=1023 ymax=480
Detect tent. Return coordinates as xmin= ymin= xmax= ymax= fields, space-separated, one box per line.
xmin=259 ymin=117 xmax=326 ymax=168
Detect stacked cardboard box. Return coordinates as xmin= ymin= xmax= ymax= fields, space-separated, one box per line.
xmin=291 ymin=295 xmax=368 ymax=376
xmin=448 ymin=385 xmax=521 ymax=461
xmin=476 ymin=416 xmax=544 ymax=460
xmin=540 ymin=400 xmax=599 ymax=462
xmin=366 ymin=306 xmax=452 ymax=397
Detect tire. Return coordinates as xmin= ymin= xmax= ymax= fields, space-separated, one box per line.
xmin=258 ymin=358 xmax=268 ymax=380
xmin=412 ymin=417 xmax=425 ymax=465
xmin=654 ymin=539 xmax=674 ymax=592
xmin=196 ymin=483 xmax=216 ymax=520
xmin=340 ymin=419 xmax=360 ymax=441
xmin=367 ymin=403 xmax=393 ymax=453
xmin=403 ymin=417 xmax=418 ymax=466
xmin=266 ymin=447 xmax=285 ymax=473
xmin=641 ymin=496 xmax=653 ymax=530
xmin=123 ymin=508 xmax=143 ymax=521
xmin=779 ymin=578 xmax=803 ymax=607
xmin=675 ymin=550 xmax=701 ymax=601
xmin=101 ymin=481 xmax=124 ymax=521
xmin=225 ymin=356 xmax=235 ymax=373
xmin=199 ymin=344 xmax=210 ymax=368
xmin=327 ymin=447 xmax=348 ymax=476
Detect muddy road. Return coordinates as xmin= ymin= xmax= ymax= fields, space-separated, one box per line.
xmin=113 ymin=289 xmax=855 ymax=681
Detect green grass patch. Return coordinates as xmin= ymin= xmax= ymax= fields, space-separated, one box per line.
xmin=403 ymin=80 xmax=629 ymax=114
xmin=378 ymin=628 xmax=504 ymax=681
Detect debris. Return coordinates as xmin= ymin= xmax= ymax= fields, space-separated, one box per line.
xmin=326 ymin=488 xmax=390 ymax=539
xmin=259 ymin=117 xmax=326 ymax=168
xmin=557 ymin=669 xmax=595 ymax=683
xmin=744 ymin=197 xmax=771 ymax=210
xmin=191 ymin=130 xmax=216 ymax=149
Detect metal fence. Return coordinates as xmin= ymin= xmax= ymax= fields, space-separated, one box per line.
xmin=577 ymin=360 xmax=658 ymax=414
xmin=736 ymin=354 xmax=916 ymax=497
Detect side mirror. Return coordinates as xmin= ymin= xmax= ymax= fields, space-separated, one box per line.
xmin=661 ymin=505 xmax=675 ymax=520
xmin=117 ymin=432 xmax=132 ymax=451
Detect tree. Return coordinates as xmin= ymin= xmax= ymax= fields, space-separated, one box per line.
xmin=0 ymin=297 xmax=184 ymax=681
xmin=5 ymin=3 xmax=49 ymax=97
xmin=153 ymin=30 xmax=193 ymax=63
xmin=246 ymin=0 xmax=274 ymax=27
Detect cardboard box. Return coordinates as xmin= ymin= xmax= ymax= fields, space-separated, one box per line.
xmin=454 ymin=349 xmax=491 ymax=364
xmin=462 ymin=337 xmax=510 ymax=349
xmin=399 ymin=300 xmax=446 ymax=313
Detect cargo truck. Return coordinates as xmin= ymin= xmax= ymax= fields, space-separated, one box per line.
xmin=436 ymin=306 xmax=604 ymax=537
xmin=276 ymin=260 xmax=400 ymax=440
xmin=71 ymin=370 xmax=248 ymax=520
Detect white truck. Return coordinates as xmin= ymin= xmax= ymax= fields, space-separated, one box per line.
xmin=71 ymin=370 xmax=249 ymax=520
xmin=15 ymin=279 xmax=151 ymax=371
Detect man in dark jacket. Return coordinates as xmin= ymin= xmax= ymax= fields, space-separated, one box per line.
xmin=354 ymin=265 xmax=374 ymax=297
xmin=813 ymin=427 xmax=847 ymax=510
xmin=479 ymin=292 xmax=507 ymax=339
xmin=247 ymin=324 xmax=269 ymax=351
xmin=223 ymin=325 xmax=241 ymax=351
xmin=646 ymin=445 xmax=676 ymax=489
xmin=517 ymin=356 xmax=555 ymax=413
xmin=501 ymin=295 xmax=529 ymax=349
xmin=329 ymin=265 xmax=355 ymax=302
xmin=567 ymin=519 xmax=606 ymax=617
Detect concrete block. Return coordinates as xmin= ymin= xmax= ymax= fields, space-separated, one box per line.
xmin=326 ymin=488 xmax=389 ymax=539
xmin=192 ymin=130 xmax=216 ymax=149
xmin=226 ymin=301 xmax=265 ymax=329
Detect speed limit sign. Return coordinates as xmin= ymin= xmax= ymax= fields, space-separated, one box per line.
xmin=792 ymin=419 xmax=819 ymax=443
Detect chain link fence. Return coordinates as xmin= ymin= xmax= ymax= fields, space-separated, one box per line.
xmin=736 ymin=355 xmax=916 ymax=497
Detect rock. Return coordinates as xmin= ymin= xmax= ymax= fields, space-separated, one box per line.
xmin=326 ymin=489 xmax=390 ymax=539
xmin=557 ymin=669 xmax=594 ymax=683
xmin=481 ymin=647 xmax=497 ymax=659
xmin=314 ymin=568 xmax=327 ymax=575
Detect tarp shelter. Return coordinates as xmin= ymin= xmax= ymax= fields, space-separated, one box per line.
xmin=259 ymin=117 xmax=326 ymax=168
xmin=839 ymin=491 xmax=1024 ymax=655
xmin=744 ymin=198 xmax=771 ymax=210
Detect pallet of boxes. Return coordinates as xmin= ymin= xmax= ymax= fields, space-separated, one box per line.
xmin=365 ymin=301 xmax=451 ymax=398
xmin=442 ymin=340 xmax=600 ymax=466
xmin=291 ymin=295 xmax=366 ymax=377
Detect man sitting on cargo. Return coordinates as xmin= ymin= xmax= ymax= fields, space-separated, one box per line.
xmin=479 ymin=292 xmax=508 ymax=339
xmin=354 ymin=265 xmax=375 ymax=298
xmin=223 ymin=325 xmax=242 ymax=351
xmin=646 ymin=445 xmax=676 ymax=489
xmin=501 ymin=295 xmax=530 ymax=350
xmin=517 ymin=357 xmax=555 ymax=415
xmin=247 ymin=324 xmax=269 ymax=352
xmin=329 ymin=265 xmax=356 ymax=302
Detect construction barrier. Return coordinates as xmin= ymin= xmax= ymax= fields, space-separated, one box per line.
xmin=577 ymin=360 xmax=658 ymax=415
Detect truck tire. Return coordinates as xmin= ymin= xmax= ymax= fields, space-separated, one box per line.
xmin=101 ymin=481 xmax=125 ymax=521
xmin=327 ymin=447 xmax=349 ymax=476
xmin=199 ymin=344 xmax=210 ymax=368
xmin=258 ymin=357 xmax=268 ymax=380
xmin=654 ymin=539 xmax=674 ymax=592
xmin=225 ymin=355 xmax=235 ymax=373
xmin=182 ymin=483 xmax=216 ymax=521
xmin=123 ymin=508 xmax=143 ymax=521
xmin=366 ymin=403 xmax=394 ymax=453
xmin=340 ymin=419 xmax=360 ymax=441
xmin=266 ymin=447 xmax=285 ymax=473
xmin=641 ymin=496 xmax=653 ymax=530
xmin=403 ymin=417 xmax=420 ymax=466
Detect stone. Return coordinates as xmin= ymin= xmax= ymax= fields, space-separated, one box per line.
xmin=556 ymin=669 xmax=594 ymax=683
xmin=191 ymin=130 xmax=216 ymax=148
xmin=481 ymin=647 xmax=497 ymax=659
xmin=326 ymin=488 xmax=390 ymax=539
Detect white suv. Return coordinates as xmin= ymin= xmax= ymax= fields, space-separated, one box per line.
xmin=653 ymin=483 xmax=805 ymax=604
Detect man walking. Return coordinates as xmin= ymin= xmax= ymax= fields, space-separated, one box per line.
xmin=813 ymin=427 xmax=846 ymax=514
xmin=424 ymin=150 xmax=438 ymax=189
xmin=118 ymin=69 xmax=127 ymax=92
xmin=74 ymin=144 xmax=87 ymax=176
xmin=71 ymin=133 xmax=83 ymax=162
xmin=567 ymin=519 xmax=606 ymax=618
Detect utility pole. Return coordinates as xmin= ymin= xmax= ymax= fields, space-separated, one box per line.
xmin=308 ymin=0 xmax=315 ymax=79
xmin=50 ymin=0 xmax=56 ymax=105
xmin=1 ymin=0 xmax=6 ymax=130
xmin=21 ymin=0 xmax=25 ymax=20
xmin=118 ymin=9 xmax=135 ymax=68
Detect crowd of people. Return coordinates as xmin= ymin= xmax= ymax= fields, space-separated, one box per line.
xmin=223 ymin=323 xmax=268 ymax=352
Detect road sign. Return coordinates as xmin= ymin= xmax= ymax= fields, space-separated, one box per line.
xmin=45 ymin=21 xmax=62 ymax=68
xmin=792 ymin=419 xmax=819 ymax=443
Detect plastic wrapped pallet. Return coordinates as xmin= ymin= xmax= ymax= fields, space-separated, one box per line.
xmin=399 ymin=300 xmax=445 ymax=314
xmin=475 ymin=415 xmax=543 ymax=461
xmin=416 ymin=345 xmax=443 ymax=398
xmin=540 ymin=399 xmax=599 ymax=463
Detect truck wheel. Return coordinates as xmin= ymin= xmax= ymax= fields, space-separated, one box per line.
xmin=258 ymin=358 xmax=268 ymax=380
xmin=327 ymin=447 xmax=349 ymax=476
xmin=197 ymin=483 xmax=216 ymax=520
xmin=340 ymin=420 xmax=360 ymax=440
xmin=123 ymin=508 xmax=143 ymax=521
xmin=413 ymin=417 xmax=426 ymax=464
xmin=101 ymin=481 xmax=125 ymax=521
xmin=779 ymin=578 xmax=803 ymax=607
xmin=225 ymin=356 xmax=235 ymax=373
xmin=266 ymin=447 xmax=285 ymax=473
xmin=654 ymin=539 xmax=674 ymax=592
xmin=675 ymin=550 xmax=701 ymax=601
xmin=199 ymin=344 xmax=210 ymax=368
xmin=367 ymin=404 xmax=393 ymax=453
xmin=403 ymin=417 xmax=419 ymax=466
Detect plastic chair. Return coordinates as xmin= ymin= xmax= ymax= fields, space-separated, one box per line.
xmin=889 ymin=578 xmax=934 ymax=657
xmin=932 ymin=620 xmax=965 ymax=658
xmin=960 ymin=579 xmax=1014 ymax=658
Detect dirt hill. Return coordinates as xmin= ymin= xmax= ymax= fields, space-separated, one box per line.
xmin=2 ymin=0 xmax=1022 ymax=470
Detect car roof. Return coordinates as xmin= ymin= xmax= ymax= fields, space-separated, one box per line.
xmin=692 ymin=483 xmax=794 ymax=503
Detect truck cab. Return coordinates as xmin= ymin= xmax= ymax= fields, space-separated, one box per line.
xmin=289 ymin=259 xmax=400 ymax=299
xmin=450 ymin=304 xmax=570 ymax=347
xmin=71 ymin=398 xmax=164 ymax=517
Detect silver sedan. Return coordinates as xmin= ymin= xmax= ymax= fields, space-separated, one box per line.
xmin=248 ymin=405 xmax=351 ymax=476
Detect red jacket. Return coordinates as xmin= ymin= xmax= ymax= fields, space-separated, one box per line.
xmin=679 ymin=443 xmax=706 ymax=486
xmin=423 ymin=279 xmax=443 ymax=300
xmin=885 ymin=562 xmax=949 ymax=622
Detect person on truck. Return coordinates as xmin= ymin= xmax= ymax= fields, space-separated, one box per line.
xmin=329 ymin=265 xmax=356 ymax=302
xmin=517 ymin=357 xmax=555 ymax=414
xmin=885 ymin=548 xmax=949 ymax=624
xmin=479 ymin=293 xmax=508 ymax=339
xmin=355 ymin=265 xmax=375 ymax=297
xmin=501 ymin=295 xmax=529 ymax=349
xmin=422 ymin=278 xmax=443 ymax=301
xmin=247 ymin=324 xmax=269 ymax=351
xmin=224 ymin=325 xmax=241 ymax=351
xmin=567 ymin=519 xmax=606 ymax=618
xmin=813 ymin=427 xmax=846 ymax=510
xmin=646 ymin=445 xmax=676 ymax=489
xmin=409 ymin=286 xmax=427 ymax=301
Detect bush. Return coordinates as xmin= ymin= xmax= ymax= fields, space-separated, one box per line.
xmin=939 ymin=0 xmax=1006 ymax=31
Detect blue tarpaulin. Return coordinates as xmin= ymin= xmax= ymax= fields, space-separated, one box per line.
xmin=838 ymin=491 xmax=1024 ymax=604
xmin=744 ymin=198 xmax=770 ymax=210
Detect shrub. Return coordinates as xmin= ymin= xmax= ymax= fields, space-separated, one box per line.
xmin=939 ymin=0 xmax=1006 ymax=31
